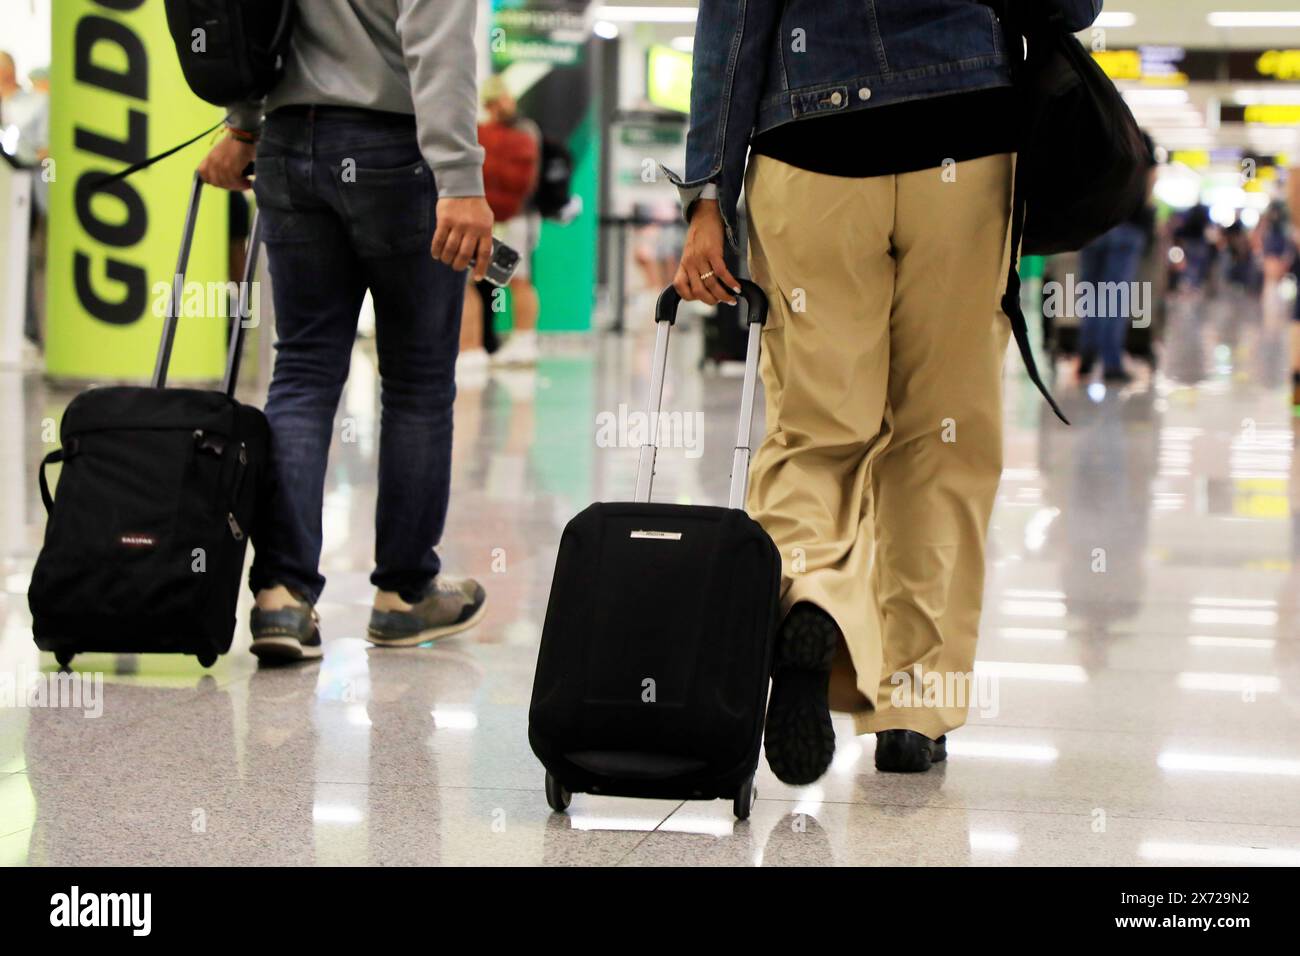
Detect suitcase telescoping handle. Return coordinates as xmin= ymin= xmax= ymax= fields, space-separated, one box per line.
xmin=152 ymin=171 xmax=263 ymax=397
xmin=634 ymin=280 xmax=769 ymax=510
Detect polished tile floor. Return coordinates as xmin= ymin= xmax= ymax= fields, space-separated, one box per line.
xmin=1 ymin=286 xmax=1298 ymax=866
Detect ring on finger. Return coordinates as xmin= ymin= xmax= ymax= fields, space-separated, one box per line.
xmin=698 ymin=270 xmax=715 ymax=281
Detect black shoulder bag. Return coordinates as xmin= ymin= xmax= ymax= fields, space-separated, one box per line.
xmin=993 ymin=1 xmax=1154 ymax=424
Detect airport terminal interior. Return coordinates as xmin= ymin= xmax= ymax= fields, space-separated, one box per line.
xmin=2 ymin=2 xmax=1300 ymax=866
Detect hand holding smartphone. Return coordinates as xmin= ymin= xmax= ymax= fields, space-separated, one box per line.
xmin=471 ymin=238 xmax=522 ymax=287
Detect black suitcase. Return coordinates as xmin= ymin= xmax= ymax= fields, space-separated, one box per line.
xmin=529 ymin=281 xmax=781 ymax=820
xmin=29 ymin=174 xmax=269 ymax=669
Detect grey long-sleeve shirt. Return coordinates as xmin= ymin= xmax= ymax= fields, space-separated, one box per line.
xmin=228 ymin=0 xmax=485 ymax=197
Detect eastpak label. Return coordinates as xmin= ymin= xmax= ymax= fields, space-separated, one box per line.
xmin=118 ymin=533 xmax=158 ymax=549
xmin=630 ymin=530 xmax=682 ymax=540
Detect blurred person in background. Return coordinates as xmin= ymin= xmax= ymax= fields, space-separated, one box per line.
xmin=669 ymin=0 xmax=1103 ymax=784
xmin=198 ymin=0 xmax=493 ymax=661
xmin=1257 ymin=200 xmax=1293 ymax=336
xmin=1173 ymin=204 xmax=1214 ymax=292
xmin=0 ymin=54 xmax=45 ymax=166
xmin=0 ymin=51 xmax=25 ymax=129
xmin=24 ymin=66 xmax=50 ymax=349
xmin=1077 ymin=131 xmax=1156 ymax=384
xmin=0 ymin=55 xmax=51 ymax=348
xmin=459 ymin=75 xmax=542 ymax=372
xmin=1290 ymin=165 xmax=1300 ymax=413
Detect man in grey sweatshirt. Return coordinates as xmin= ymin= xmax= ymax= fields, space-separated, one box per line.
xmin=198 ymin=0 xmax=492 ymax=662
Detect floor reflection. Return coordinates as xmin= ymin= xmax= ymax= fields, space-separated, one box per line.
xmin=0 ymin=287 xmax=1297 ymax=865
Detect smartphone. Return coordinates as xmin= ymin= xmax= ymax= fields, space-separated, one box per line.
xmin=472 ymin=238 xmax=521 ymax=287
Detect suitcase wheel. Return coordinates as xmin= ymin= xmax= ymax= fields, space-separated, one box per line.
xmin=54 ymin=651 xmax=75 ymax=670
xmin=196 ymin=652 xmax=218 ymax=669
xmin=544 ymin=771 xmax=571 ymax=813
xmin=733 ymin=776 xmax=756 ymax=821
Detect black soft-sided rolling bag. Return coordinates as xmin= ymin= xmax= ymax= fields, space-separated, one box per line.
xmin=29 ymin=175 xmax=269 ymax=669
xmin=529 ymin=282 xmax=781 ymax=820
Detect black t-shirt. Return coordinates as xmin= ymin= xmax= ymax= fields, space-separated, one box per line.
xmin=749 ymin=87 xmax=1019 ymax=178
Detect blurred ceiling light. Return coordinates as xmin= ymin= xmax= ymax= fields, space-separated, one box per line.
xmin=1122 ymin=88 xmax=1189 ymax=106
xmin=1158 ymin=751 xmax=1300 ymax=776
xmin=1023 ymin=506 xmax=1059 ymax=552
xmin=1192 ymin=597 xmax=1275 ymax=608
xmin=594 ymin=4 xmax=698 ymax=22
xmin=944 ymin=740 xmax=1059 ymax=762
xmin=1176 ymin=671 xmax=1280 ymax=693
xmin=1096 ymin=12 xmax=1137 ymax=28
xmin=1151 ymin=131 xmax=1216 ymax=148
xmin=567 ymin=815 xmax=662 ymax=831
xmin=969 ymin=831 xmax=1021 ymax=852
xmin=1189 ymin=608 xmax=1278 ymax=626
xmin=670 ymin=35 xmax=694 ymax=52
xmin=1208 ymin=12 xmax=1300 ymax=28
xmin=999 ymin=599 xmax=1067 ymax=618
xmin=312 ymin=803 xmax=364 ymax=824
xmin=1140 ymin=842 xmax=1300 ymax=865
xmin=1000 ymin=627 xmax=1068 ymax=642
xmin=975 ymin=660 xmax=1088 ymax=683
xmin=1234 ymin=86 xmax=1300 ymax=105
xmin=593 ymin=20 xmax=619 ymax=39
xmin=1188 ymin=634 xmax=1276 ymax=649
xmin=1130 ymin=112 xmax=1208 ymax=128
xmin=659 ymin=816 xmax=734 ymax=836
xmin=431 ymin=708 xmax=478 ymax=730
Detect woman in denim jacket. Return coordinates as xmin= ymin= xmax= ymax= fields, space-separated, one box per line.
xmin=670 ymin=0 xmax=1102 ymax=782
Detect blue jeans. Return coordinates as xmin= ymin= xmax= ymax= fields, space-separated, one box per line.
xmin=1078 ymin=222 xmax=1146 ymax=375
xmin=248 ymin=107 xmax=463 ymax=604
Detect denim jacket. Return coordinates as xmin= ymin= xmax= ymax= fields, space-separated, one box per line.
xmin=666 ymin=0 xmax=1103 ymax=244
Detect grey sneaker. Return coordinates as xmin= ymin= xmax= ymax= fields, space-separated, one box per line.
xmin=366 ymin=576 xmax=487 ymax=647
xmin=250 ymin=593 xmax=323 ymax=662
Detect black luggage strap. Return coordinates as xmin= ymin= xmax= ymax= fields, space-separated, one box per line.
xmin=1001 ymin=176 xmax=1069 ymax=426
xmin=993 ymin=0 xmax=1069 ymax=426
xmin=90 ymin=118 xmax=228 ymax=190
xmin=38 ymin=439 xmax=79 ymax=514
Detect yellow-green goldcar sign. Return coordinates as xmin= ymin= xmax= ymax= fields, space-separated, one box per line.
xmin=47 ymin=0 xmax=228 ymax=383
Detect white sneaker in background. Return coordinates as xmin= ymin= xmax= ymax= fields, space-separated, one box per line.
xmin=455 ymin=348 xmax=490 ymax=387
xmin=490 ymin=330 xmax=540 ymax=367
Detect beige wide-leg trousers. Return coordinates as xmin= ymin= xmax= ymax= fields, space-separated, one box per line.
xmin=744 ymin=152 xmax=1016 ymax=739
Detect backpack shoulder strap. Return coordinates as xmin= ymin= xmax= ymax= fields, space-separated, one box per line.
xmin=1002 ymin=160 xmax=1070 ymax=426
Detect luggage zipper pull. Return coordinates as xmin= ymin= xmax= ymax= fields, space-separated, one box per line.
xmin=226 ymin=512 xmax=245 ymax=541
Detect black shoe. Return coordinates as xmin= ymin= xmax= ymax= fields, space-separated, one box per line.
xmin=250 ymin=594 xmax=323 ymax=663
xmin=1102 ymin=368 xmax=1132 ymax=384
xmin=763 ymin=603 xmax=838 ymax=786
xmin=874 ymin=730 xmax=947 ymax=773
xmin=1077 ymin=352 xmax=1096 ymax=377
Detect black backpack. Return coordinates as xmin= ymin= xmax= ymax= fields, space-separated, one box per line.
xmin=1008 ymin=9 xmax=1154 ymax=254
xmin=164 ymin=0 xmax=296 ymax=106
xmin=532 ymin=137 xmax=574 ymax=220
xmin=986 ymin=2 xmax=1154 ymax=424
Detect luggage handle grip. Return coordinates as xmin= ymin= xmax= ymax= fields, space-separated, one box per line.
xmin=635 ymin=281 xmax=769 ymax=509
xmin=655 ymin=279 xmax=768 ymax=328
